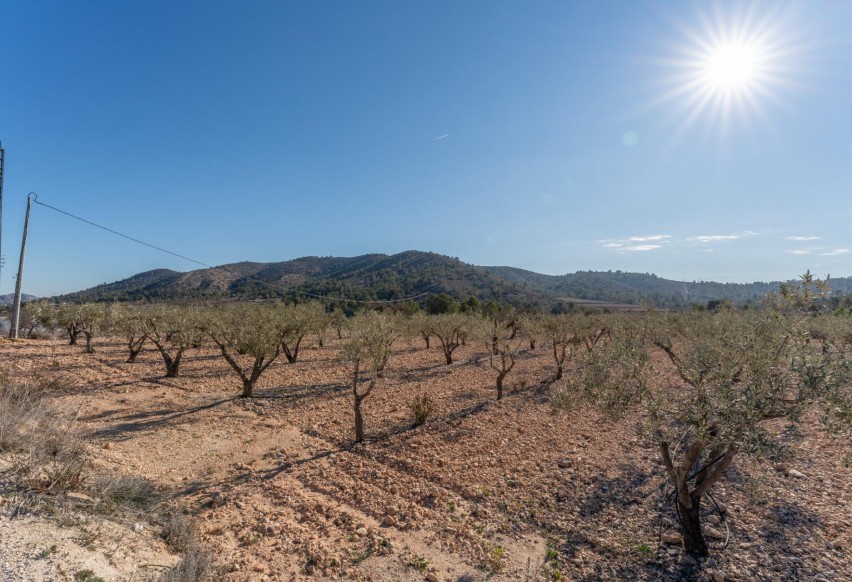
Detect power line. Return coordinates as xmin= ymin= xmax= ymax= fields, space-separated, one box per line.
xmin=31 ymin=196 xmax=434 ymax=304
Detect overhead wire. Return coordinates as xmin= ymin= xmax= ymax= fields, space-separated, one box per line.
xmin=31 ymin=196 xmax=435 ymax=304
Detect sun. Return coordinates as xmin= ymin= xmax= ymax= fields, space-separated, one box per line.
xmin=645 ymin=4 xmax=803 ymax=140
xmin=701 ymin=42 xmax=763 ymax=93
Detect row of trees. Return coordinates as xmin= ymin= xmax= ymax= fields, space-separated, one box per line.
xmin=19 ymin=276 xmax=852 ymax=559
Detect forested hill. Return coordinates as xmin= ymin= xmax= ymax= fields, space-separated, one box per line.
xmin=55 ymin=251 xmax=852 ymax=308
xmin=57 ymin=251 xmax=554 ymax=308
xmin=484 ymin=266 xmax=852 ymax=307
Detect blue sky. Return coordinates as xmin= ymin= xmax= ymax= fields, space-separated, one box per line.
xmin=1 ymin=0 xmax=851 ymax=295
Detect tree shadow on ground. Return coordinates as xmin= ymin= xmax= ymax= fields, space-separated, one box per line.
xmin=88 ymin=398 xmax=234 ymax=442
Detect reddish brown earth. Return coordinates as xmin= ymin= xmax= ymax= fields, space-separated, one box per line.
xmin=0 ymin=335 xmax=850 ymax=581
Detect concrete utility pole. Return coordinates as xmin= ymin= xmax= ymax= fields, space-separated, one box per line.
xmin=10 ymin=193 xmax=34 ymax=339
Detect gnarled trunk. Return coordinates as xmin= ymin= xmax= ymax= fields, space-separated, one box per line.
xmin=678 ymin=493 xmax=708 ymax=556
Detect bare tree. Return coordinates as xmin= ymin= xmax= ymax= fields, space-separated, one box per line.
xmin=206 ymin=304 xmax=285 ymax=398
xmin=476 ymin=318 xmax=522 ymax=400
xmin=342 ymin=311 xmax=400 ymax=442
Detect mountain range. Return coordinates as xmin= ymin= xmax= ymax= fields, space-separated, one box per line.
xmin=55 ymin=250 xmax=852 ymax=309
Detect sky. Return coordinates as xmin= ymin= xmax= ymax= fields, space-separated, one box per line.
xmin=1 ymin=0 xmax=851 ymax=296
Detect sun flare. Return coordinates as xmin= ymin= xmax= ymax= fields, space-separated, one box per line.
xmin=701 ymin=42 xmax=763 ymax=93
xmin=647 ymin=4 xmax=803 ymax=140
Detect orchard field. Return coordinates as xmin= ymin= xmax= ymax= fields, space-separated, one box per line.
xmin=1 ymin=283 xmax=851 ymax=582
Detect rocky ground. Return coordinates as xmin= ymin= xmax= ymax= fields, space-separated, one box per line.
xmin=0 ymin=335 xmax=850 ymax=581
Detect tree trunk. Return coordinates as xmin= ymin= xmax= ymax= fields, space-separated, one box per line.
xmin=84 ymin=333 xmax=94 ymax=354
xmin=354 ymin=397 xmax=364 ymax=442
xmin=127 ymin=339 xmax=145 ymax=363
xmin=444 ymin=349 xmax=453 ymax=365
xmin=496 ymin=375 xmax=504 ymax=400
xmin=241 ymin=378 xmax=254 ymax=398
xmin=556 ymin=365 xmax=563 ymax=380
xmin=68 ymin=330 xmax=79 ymax=345
xmin=679 ymin=494 xmax=708 ymax=556
xmin=422 ymin=335 xmax=430 ymax=349
xmin=529 ymin=339 xmax=536 ymax=350
xmin=165 ymin=351 xmax=182 ymax=378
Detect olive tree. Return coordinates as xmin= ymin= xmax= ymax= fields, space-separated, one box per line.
xmin=428 ymin=313 xmax=473 ymax=365
xmin=280 ymin=302 xmax=325 ymax=363
xmin=517 ymin=313 xmax=544 ymax=350
xmin=475 ymin=318 xmax=522 ymax=400
xmin=141 ymin=305 xmax=205 ymax=378
xmin=542 ymin=314 xmax=581 ymax=381
xmin=206 ymin=304 xmax=285 ymax=398
xmin=107 ymin=303 xmax=148 ymax=363
xmin=342 ymin=311 xmax=401 ymax=442
xmin=558 ymin=306 xmax=851 ymax=556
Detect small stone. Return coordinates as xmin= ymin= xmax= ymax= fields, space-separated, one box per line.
xmin=102 ymin=442 xmax=113 ymax=450
xmin=558 ymin=459 xmax=573 ymax=468
xmin=712 ymin=573 xmax=726 ymax=582
xmin=210 ymin=492 xmax=227 ymax=507
xmin=133 ymin=523 xmax=144 ymax=533
xmin=661 ymin=531 xmax=682 ymax=545
xmin=355 ymin=527 xmax=368 ymax=537
xmin=381 ymin=515 xmax=397 ymax=527
xmin=425 ymin=574 xmax=438 ymax=582
xmin=787 ymin=469 xmax=807 ymax=479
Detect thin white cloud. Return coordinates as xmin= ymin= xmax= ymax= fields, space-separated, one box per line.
xmin=787 ymin=236 xmax=821 ymax=241
xmin=601 ymin=242 xmax=623 ymax=248
xmin=822 ymin=248 xmax=850 ymax=256
xmin=787 ymin=249 xmax=812 ymax=255
xmin=432 ymin=134 xmax=449 ymax=141
xmin=687 ymin=235 xmax=741 ymax=243
xmin=628 ymin=234 xmax=672 ymax=242
xmin=623 ymin=244 xmax=662 ymax=252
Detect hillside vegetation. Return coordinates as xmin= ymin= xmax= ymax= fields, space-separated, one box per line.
xmin=55 ymin=250 xmax=852 ymax=309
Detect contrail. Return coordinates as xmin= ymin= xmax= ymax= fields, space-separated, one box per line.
xmin=432 ymin=134 xmax=449 ymax=141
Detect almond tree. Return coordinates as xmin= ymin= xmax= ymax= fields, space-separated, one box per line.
xmin=557 ymin=302 xmax=851 ymax=556
xmin=141 ymin=305 xmax=204 ymax=378
xmin=206 ymin=304 xmax=285 ymax=398
xmin=342 ymin=311 xmax=400 ymax=442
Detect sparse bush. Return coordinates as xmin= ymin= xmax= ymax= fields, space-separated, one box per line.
xmin=161 ymin=512 xmax=199 ymax=553
xmin=87 ymin=474 xmax=159 ymax=511
xmin=0 ymin=373 xmax=87 ymax=495
xmin=156 ymin=546 xmax=212 ymax=582
xmin=407 ymin=393 xmax=434 ymax=426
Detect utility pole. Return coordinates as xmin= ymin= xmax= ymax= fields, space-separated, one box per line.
xmin=10 ymin=193 xmax=34 ymax=339
xmin=0 ymin=141 xmax=4 ymax=293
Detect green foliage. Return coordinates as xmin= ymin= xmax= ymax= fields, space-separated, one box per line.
xmin=425 ymin=293 xmax=460 ymax=314
xmin=407 ymin=392 xmax=435 ymax=426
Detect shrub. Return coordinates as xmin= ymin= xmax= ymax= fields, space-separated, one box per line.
xmin=87 ymin=474 xmax=159 ymax=511
xmin=156 ymin=546 xmax=212 ymax=582
xmin=0 ymin=373 xmax=87 ymax=494
xmin=161 ymin=512 xmax=199 ymax=553
xmin=407 ymin=393 xmax=434 ymax=426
